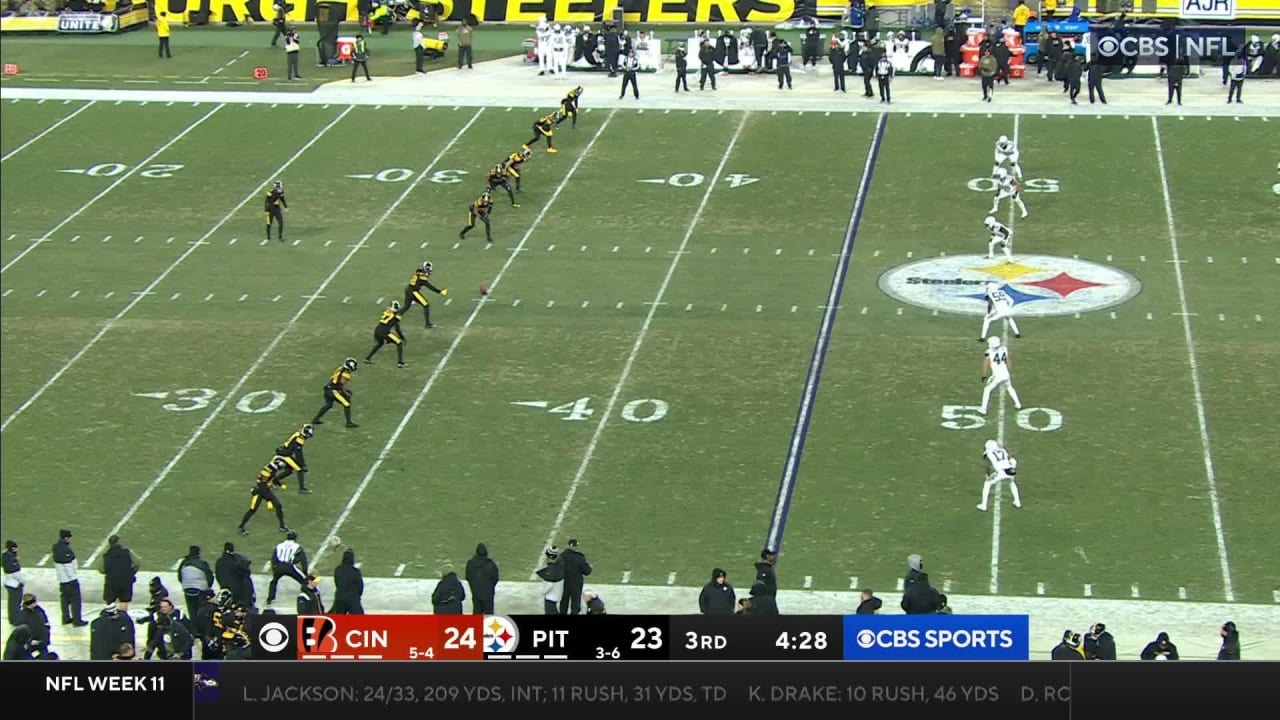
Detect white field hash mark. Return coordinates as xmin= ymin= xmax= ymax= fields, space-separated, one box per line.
xmin=3 ymin=106 xmax=356 ymax=438
xmin=534 ymin=112 xmax=750 ymax=579
xmin=1 ymin=100 xmax=96 ymax=163
xmin=765 ymin=114 xmax=884 ymax=556
xmin=1151 ymin=117 xmax=1235 ymax=602
xmin=990 ymin=114 xmax=1020 ymax=596
xmin=83 ymin=108 xmax=484 ymax=567
xmin=311 ymin=111 xmax=620 ymax=570
xmin=1 ymin=103 xmax=226 ymax=274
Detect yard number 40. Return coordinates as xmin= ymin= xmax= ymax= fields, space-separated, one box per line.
xmin=940 ymin=405 xmax=1063 ymax=432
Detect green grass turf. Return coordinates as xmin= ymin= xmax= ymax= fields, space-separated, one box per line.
xmin=0 ymin=100 xmax=1276 ymax=605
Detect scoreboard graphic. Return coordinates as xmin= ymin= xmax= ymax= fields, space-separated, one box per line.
xmin=246 ymin=614 xmax=1031 ymax=661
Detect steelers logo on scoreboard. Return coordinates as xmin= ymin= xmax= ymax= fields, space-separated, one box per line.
xmin=483 ymin=615 xmax=520 ymax=655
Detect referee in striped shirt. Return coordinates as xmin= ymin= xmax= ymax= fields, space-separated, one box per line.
xmin=266 ymin=531 xmax=309 ymax=605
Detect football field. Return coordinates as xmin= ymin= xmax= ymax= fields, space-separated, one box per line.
xmin=1 ymin=94 xmax=1277 ymax=610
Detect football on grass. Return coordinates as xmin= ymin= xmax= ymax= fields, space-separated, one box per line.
xmin=480 ymin=284 xmax=489 ymax=296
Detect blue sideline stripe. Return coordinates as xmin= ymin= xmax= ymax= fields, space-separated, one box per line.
xmin=765 ymin=113 xmax=888 ymax=556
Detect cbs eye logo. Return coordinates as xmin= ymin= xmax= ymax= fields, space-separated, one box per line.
xmin=258 ymin=622 xmax=292 ymax=653
xmin=856 ymin=629 xmax=876 ymax=649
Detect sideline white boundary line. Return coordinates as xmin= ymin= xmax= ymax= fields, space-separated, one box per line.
xmin=82 ymin=107 xmax=485 ymax=567
xmin=1 ymin=103 xmax=224 ymax=274
xmin=312 ymin=110 xmax=620 ymax=568
xmin=1 ymin=105 xmax=353 ymax=435
xmin=531 ymin=112 xmax=749 ymax=577
xmin=0 ymin=99 xmax=96 ymax=163
xmin=1150 ymin=116 xmax=1235 ymax=603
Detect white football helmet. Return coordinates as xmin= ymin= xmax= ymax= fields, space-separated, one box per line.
xmin=553 ymin=23 xmax=562 ymax=32
xmin=993 ymin=166 xmax=1010 ymax=179
xmin=984 ymin=439 xmax=1000 ymax=454
xmin=987 ymin=336 xmax=1002 ymax=350
xmin=984 ymin=215 xmax=997 ymax=228
xmin=997 ymin=135 xmax=1009 ymax=145
xmin=986 ymin=282 xmax=1001 ymax=295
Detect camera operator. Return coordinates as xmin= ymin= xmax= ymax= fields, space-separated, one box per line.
xmin=285 ymin=25 xmax=302 ymax=79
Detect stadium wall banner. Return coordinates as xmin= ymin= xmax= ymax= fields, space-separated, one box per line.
xmin=153 ymin=0 xmax=805 ymax=24
xmin=0 ymin=3 xmax=150 ymax=33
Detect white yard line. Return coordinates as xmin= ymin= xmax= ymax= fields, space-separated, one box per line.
xmin=0 ymin=103 xmax=225 ymax=274
xmin=1150 ymin=116 xmax=1235 ymax=602
xmin=989 ymin=114 xmax=1020 ymax=596
xmin=532 ymin=112 xmax=749 ymax=577
xmin=82 ymin=107 xmax=484 ymax=567
xmin=311 ymin=110 xmax=620 ymax=568
xmin=2 ymin=106 xmax=354 ymax=436
xmin=0 ymin=100 xmax=96 ymax=163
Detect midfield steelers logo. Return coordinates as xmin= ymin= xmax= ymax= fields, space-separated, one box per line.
xmin=483 ymin=615 xmax=520 ymax=654
xmin=878 ymin=254 xmax=1142 ymax=317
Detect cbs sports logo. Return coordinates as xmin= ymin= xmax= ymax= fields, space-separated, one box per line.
xmin=854 ymin=628 xmax=1016 ymax=650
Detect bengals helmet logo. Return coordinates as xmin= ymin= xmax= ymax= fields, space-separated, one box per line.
xmin=298 ymin=616 xmax=339 ymax=654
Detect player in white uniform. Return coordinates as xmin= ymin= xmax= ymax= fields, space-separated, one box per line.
xmin=550 ymin=25 xmax=568 ymax=75
xmin=993 ymin=134 xmax=1023 ymax=179
xmin=977 ymin=439 xmax=1022 ymax=511
xmin=536 ymin=16 xmax=552 ymax=75
xmin=979 ymin=336 xmax=1023 ymax=415
xmin=980 ymin=282 xmax=1022 ymax=340
xmin=984 ymin=215 xmax=1014 ymax=262
xmin=990 ymin=167 xmax=1028 ymax=218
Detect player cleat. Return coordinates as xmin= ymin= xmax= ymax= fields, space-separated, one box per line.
xmin=976 ymin=505 xmax=987 ymax=512
xmin=279 ymin=526 xmax=292 ymax=534
xmin=299 ymin=487 xmax=312 ymax=494
xmin=397 ymin=362 xmax=406 ymax=368
xmin=237 ymin=527 xmax=248 ymax=536
xmin=311 ymin=419 xmax=323 ymax=424
xmin=1015 ymin=333 xmax=1022 ymax=339
xmin=547 ymin=147 xmax=558 ymax=154
xmin=345 ymin=422 xmax=359 ymax=428
xmin=512 ymin=203 xmax=521 ymax=208
xmin=1013 ymin=500 xmax=1022 ymax=508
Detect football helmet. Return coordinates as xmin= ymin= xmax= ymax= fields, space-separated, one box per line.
xmin=520 ymin=147 xmax=532 ymax=160
xmin=301 ymin=423 xmax=315 ymax=438
xmin=997 ymin=135 xmax=1009 ymax=145
xmin=986 ymin=282 xmax=1001 ymax=295
xmin=984 ymin=215 xmax=997 ymax=228
xmin=269 ymin=457 xmax=289 ymax=472
xmin=390 ymin=300 xmax=401 ymax=312
xmin=343 ymin=357 xmax=358 ymax=372
xmin=987 ymin=336 xmax=1002 ymax=350
xmin=984 ymin=439 xmax=999 ymax=454
xmin=421 ymin=261 xmax=433 ymax=274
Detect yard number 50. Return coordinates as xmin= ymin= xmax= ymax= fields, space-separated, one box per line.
xmin=940 ymin=405 xmax=1063 ymax=432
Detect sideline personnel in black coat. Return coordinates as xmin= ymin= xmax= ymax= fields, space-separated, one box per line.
xmin=1087 ymin=59 xmax=1108 ymax=104
xmin=465 ymin=543 xmax=499 ymax=615
xmin=1084 ymin=622 xmax=1116 ymax=660
xmin=215 ymin=542 xmax=254 ymax=609
xmin=331 ymin=549 xmax=364 ymax=614
xmin=1166 ymin=56 xmax=1187 ymax=104
xmin=829 ymin=41 xmax=846 ymax=92
xmin=558 ymin=539 xmax=592 ymax=615
xmin=431 ymin=566 xmax=466 ymax=615
xmin=858 ymin=40 xmax=877 ymax=97
xmin=698 ymin=568 xmax=736 ymax=615
xmin=698 ymin=39 xmax=717 ymax=89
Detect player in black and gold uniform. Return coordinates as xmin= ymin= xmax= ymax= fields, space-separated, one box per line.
xmin=486 ymin=163 xmax=520 ymax=208
xmin=274 ymin=423 xmax=314 ymax=494
xmin=525 ymin=113 xmax=558 ymax=153
xmin=264 ymin=180 xmax=287 ymax=242
xmin=402 ymin=261 xmax=448 ymax=328
xmin=502 ymin=147 xmax=532 ymax=193
xmin=459 ymin=191 xmax=495 ymax=243
xmin=366 ymin=300 xmax=407 ymax=367
xmin=311 ymin=358 xmax=358 ymax=428
xmin=237 ymin=456 xmax=291 ymax=536
xmin=555 ymin=86 xmax=583 ymax=128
